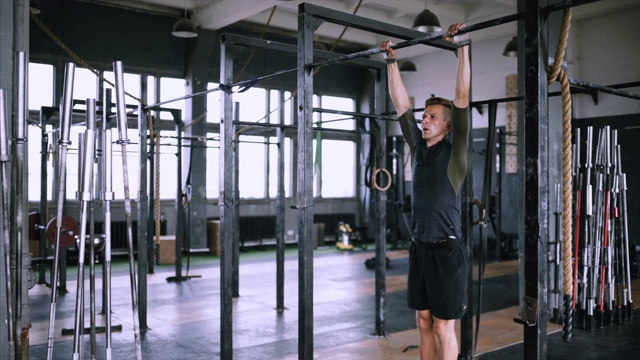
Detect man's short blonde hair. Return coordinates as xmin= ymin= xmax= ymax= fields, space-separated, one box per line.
xmin=425 ymin=96 xmax=452 ymax=124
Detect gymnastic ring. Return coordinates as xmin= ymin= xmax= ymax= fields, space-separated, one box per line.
xmin=471 ymin=198 xmax=485 ymax=226
xmin=372 ymin=167 xmax=392 ymax=192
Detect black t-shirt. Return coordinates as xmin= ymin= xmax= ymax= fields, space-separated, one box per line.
xmin=397 ymin=106 xmax=469 ymax=242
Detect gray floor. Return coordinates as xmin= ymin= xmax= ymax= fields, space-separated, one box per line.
xmin=26 ymin=247 xmax=640 ymax=359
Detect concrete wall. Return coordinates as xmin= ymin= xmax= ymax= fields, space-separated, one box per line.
xmin=393 ymin=3 xmax=640 ymax=248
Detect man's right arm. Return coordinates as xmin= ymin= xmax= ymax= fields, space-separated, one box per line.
xmin=381 ymin=40 xmax=412 ymax=117
xmin=381 ymin=40 xmax=416 ymax=149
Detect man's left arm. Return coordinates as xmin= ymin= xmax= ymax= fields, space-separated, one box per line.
xmin=448 ymin=106 xmax=469 ymax=194
xmin=448 ymin=23 xmax=470 ymax=108
xmin=446 ymin=23 xmax=470 ymax=193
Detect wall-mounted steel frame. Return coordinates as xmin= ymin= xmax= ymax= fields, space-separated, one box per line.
xmin=219 ymin=28 xmax=385 ymax=359
xmin=296 ymin=2 xmax=464 ymax=358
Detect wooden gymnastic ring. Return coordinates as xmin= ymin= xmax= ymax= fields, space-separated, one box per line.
xmin=372 ymin=167 xmax=392 ymax=192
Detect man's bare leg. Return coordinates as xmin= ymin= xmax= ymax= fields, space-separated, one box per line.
xmin=417 ymin=310 xmax=437 ymax=360
xmin=417 ymin=310 xmax=458 ymax=360
xmin=433 ymin=316 xmax=458 ymax=360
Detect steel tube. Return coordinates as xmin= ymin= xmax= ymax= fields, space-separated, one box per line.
xmin=113 ymin=61 xmax=142 ymax=359
xmin=312 ymin=107 xmax=397 ymax=121
xmin=72 ymin=99 xmax=96 ymax=359
xmin=144 ymin=68 xmax=296 ymax=111
xmin=568 ymin=77 xmax=640 ymax=101
xmin=88 ymin=101 xmax=98 ymax=359
xmin=47 ymin=62 xmax=75 ymax=360
xmin=233 ymin=121 xmax=371 ymax=135
xmin=14 ymin=52 xmax=28 ymax=348
xmin=102 ymin=118 xmax=114 ymax=360
xmin=0 ymin=88 xmax=15 ymax=359
xmin=309 ymin=13 xmax=522 ymax=70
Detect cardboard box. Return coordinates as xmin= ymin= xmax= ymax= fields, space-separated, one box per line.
xmin=158 ymin=235 xmax=176 ymax=265
xmin=29 ymin=239 xmax=41 ymax=258
xmin=312 ymin=223 xmax=325 ymax=248
xmin=207 ymin=220 xmax=220 ymax=256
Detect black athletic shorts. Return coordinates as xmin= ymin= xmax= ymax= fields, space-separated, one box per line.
xmin=407 ymin=239 xmax=469 ymax=319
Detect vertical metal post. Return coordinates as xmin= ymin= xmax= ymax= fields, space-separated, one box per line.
xmin=374 ymin=66 xmax=387 ymax=337
xmin=497 ymin=128 xmax=504 ymax=262
xmin=219 ymin=36 xmax=235 ymax=360
xmin=38 ymin=108 xmax=49 ymax=284
xmin=102 ymin=88 xmax=114 ymax=360
xmin=72 ymin=99 xmax=96 ymax=359
xmin=113 ymin=60 xmax=142 ymax=359
xmin=137 ymin=75 xmax=149 ymax=332
xmin=101 ymin=89 xmax=112 ymax=312
xmin=147 ymin=123 xmax=156 ymax=275
xmin=460 ymin=43 xmax=475 ymax=360
xmin=46 ymin=62 xmax=75 ymax=360
xmin=174 ymin=117 xmax=183 ymax=282
xmin=232 ymin=102 xmax=240 ymax=298
xmin=0 ymin=88 xmax=16 ymax=360
xmin=276 ymin=91 xmax=286 ymax=312
xmin=297 ymin=7 xmax=315 ymax=359
xmin=12 ymin=51 xmax=29 ymax=356
xmin=520 ymin=0 xmax=549 ymax=358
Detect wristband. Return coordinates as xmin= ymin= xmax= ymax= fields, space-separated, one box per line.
xmin=385 ymin=58 xmax=397 ymax=64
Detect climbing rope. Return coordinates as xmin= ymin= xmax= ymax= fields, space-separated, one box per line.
xmin=546 ymin=6 xmax=573 ymax=342
xmin=31 ymin=12 xmax=162 ymax=247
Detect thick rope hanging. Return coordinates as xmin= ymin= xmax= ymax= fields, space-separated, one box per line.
xmin=546 ymin=6 xmax=573 ymax=343
xmin=31 ymin=12 xmax=162 ymax=247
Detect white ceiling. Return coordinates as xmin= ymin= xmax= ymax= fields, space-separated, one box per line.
xmin=79 ymin=0 xmax=637 ymax=58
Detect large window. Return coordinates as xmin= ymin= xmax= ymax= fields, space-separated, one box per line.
xmin=27 ymin=63 xmax=358 ymax=203
xmin=205 ymin=139 xmax=219 ymax=199
xmin=313 ymin=95 xmax=356 ymax=198
xmin=206 ymin=82 xmax=221 ymax=123
xmin=28 ymin=63 xmax=54 ymax=201
xmin=238 ymin=135 xmax=267 ymax=199
xmin=159 ymin=77 xmax=186 ymax=120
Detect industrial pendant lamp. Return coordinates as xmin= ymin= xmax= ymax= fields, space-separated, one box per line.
xmin=30 ymin=0 xmax=41 ymax=15
xmin=172 ymin=3 xmax=198 ymax=38
xmin=399 ymin=61 xmax=417 ymax=74
xmin=502 ymin=36 xmax=518 ymax=57
xmin=412 ymin=0 xmax=441 ymax=33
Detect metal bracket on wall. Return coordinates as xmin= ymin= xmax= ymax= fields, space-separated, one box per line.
xmin=513 ymin=296 xmax=538 ymax=327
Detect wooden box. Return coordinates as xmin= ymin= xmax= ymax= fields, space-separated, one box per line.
xmin=207 ymin=220 xmax=220 ymax=256
xmin=158 ymin=235 xmax=176 ymax=265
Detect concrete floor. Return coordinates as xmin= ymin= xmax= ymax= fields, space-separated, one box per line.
xmin=26 ymin=246 xmax=640 ymax=359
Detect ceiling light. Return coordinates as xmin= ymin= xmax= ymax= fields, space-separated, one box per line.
xmin=412 ymin=8 xmax=441 ymax=33
xmin=172 ymin=18 xmax=198 ymax=38
xmin=30 ymin=0 xmax=41 ymax=15
xmin=172 ymin=3 xmax=198 ymax=38
xmin=503 ymin=37 xmax=517 ymax=57
xmin=399 ymin=61 xmax=417 ymax=74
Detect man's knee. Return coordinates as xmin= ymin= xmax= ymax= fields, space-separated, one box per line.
xmin=432 ymin=317 xmax=455 ymax=338
xmin=416 ymin=310 xmax=434 ymax=331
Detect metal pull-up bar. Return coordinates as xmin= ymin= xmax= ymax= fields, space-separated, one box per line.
xmin=308 ymin=13 xmax=523 ymax=70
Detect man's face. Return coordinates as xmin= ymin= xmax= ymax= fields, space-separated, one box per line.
xmin=421 ymin=104 xmax=450 ymax=145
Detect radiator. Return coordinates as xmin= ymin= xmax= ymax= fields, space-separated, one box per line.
xmin=94 ymin=220 xmax=138 ymax=251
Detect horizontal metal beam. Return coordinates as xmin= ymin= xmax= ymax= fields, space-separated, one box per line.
xmin=233 ymin=120 xmax=370 ymax=135
xmin=220 ymin=33 xmax=382 ymax=69
xmin=542 ymin=0 xmax=603 ymax=15
xmin=299 ymin=3 xmax=456 ymax=51
xmin=313 ymin=107 xmax=396 ymax=121
xmin=568 ymin=77 xmax=640 ymax=101
xmin=308 ymin=12 xmax=523 ymax=70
